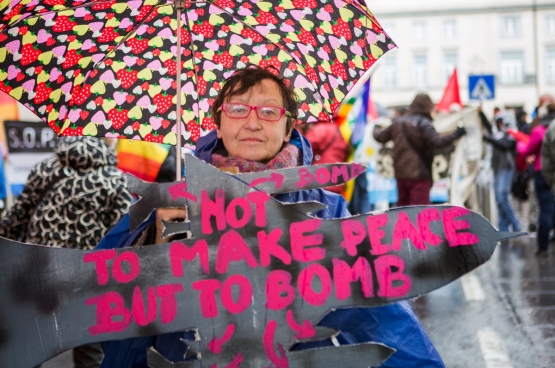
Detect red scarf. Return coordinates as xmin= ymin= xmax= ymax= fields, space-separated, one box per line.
xmin=210 ymin=143 xmax=301 ymax=173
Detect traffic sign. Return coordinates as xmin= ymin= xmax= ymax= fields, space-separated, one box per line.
xmin=468 ymin=75 xmax=495 ymax=100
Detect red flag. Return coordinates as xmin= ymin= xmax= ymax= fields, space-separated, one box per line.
xmin=436 ymin=68 xmax=463 ymax=113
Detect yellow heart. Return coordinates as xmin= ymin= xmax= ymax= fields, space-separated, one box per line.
xmin=50 ymin=89 xmax=62 ymax=103
xmin=172 ymin=92 xmax=186 ymax=105
xmin=74 ymin=73 xmax=85 ymax=85
xmin=38 ymin=51 xmax=53 ymax=65
xmin=112 ymin=3 xmax=128 ymax=14
xmin=228 ymin=45 xmax=244 ymax=57
xmin=371 ymin=44 xmax=384 ymax=59
xmin=147 ymin=84 xmax=162 ymax=98
xmin=320 ymin=21 xmax=333 ymax=34
xmin=25 ymin=16 xmax=37 ymax=26
xmin=339 ymin=8 xmax=354 ymax=21
xmin=334 ymin=49 xmax=348 ymax=63
xmin=256 ymin=1 xmax=273 ymax=11
xmin=139 ymin=124 xmax=152 ymax=137
xmin=78 ymin=56 xmax=92 ymax=68
xmin=280 ymin=0 xmax=294 ymax=9
xmin=159 ymin=51 xmax=173 ymax=62
xmin=22 ymin=32 xmax=37 ymax=45
xmin=148 ymin=36 xmax=163 ymax=48
xmin=102 ymin=98 xmax=117 ymax=113
xmin=304 ymin=54 xmax=316 ymax=67
xmin=90 ymin=80 xmax=106 ymax=94
xmin=105 ymin=18 xmax=120 ymax=28
xmin=0 ymin=70 xmax=7 ymax=81
xmin=286 ymin=32 xmax=299 ymax=42
xmin=203 ymin=49 xmax=215 ymax=60
xmin=83 ymin=122 xmax=98 ymax=135
xmin=73 ymin=25 xmax=89 ymax=36
xmin=111 ymin=60 xmax=126 ymax=72
xmin=203 ymin=70 xmax=216 ymax=82
xmin=266 ymin=33 xmax=281 ymax=44
xmin=68 ymin=40 xmax=83 ymax=51
xmin=229 ymin=23 xmax=244 ymax=34
xmin=37 ymin=72 xmax=49 ymax=84
xmin=333 ymin=89 xmax=345 ymax=101
xmin=163 ymin=131 xmax=176 ymax=145
xmin=158 ymin=4 xmax=173 ymax=15
xmin=0 ymin=48 xmax=6 ymax=63
xmin=320 ymin=60 xmax=331 ymax=73
xmin=137 ymin=69 xmax=152 ymax=80
xmin=295 ymin=88 xmax=306 ymax=101
xmin=209 ymin=14 xmax=224 ymax=26
xmin=145 ymin=0 xmax=158 ymax=5
xmin=352 ymin=55 xmax=363 ymax=68
xmin=278 ymin=50 xmax=292 ymax=62
xmin=9 ymin=86 xmax=23 ymax=100
xmin=48 ymin=110 xmax=59 ymax=121
xmin=128 ymin=106 xmax=142 ymax=119
xmin=300 ymin=19 xmax=314 ymax=30
xmin=248 ymin=54 xmax=262 ymax=64
xmin=182 ymin=109 xmax=196 ymax=122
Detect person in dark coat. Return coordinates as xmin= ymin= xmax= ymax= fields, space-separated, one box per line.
xmin=97 ymin=67 xmax=444 ymax=368
xmin=483 ymin=117 xmax=522 ymax=232
xmin=373 ymin=94 xmax=465 ymax=206
xmin=0 ymin=136 xmax=132 ymax=367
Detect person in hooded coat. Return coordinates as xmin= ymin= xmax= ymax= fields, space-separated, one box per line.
xmin=0 ymin=136 xmax=132 ymax=367
xmin=373 ymin=94 xmax=466 ymax=206
xmin=97 ymin=67 xmax=444 ymax=368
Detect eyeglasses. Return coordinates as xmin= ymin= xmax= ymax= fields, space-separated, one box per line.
xmin=217 ymin=103 xmax=292 ymax=121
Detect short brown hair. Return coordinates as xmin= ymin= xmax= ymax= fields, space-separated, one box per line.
xmin=212 ymin=65 xmax=298 ymax=134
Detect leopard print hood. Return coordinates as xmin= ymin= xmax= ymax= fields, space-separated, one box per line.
xmin=55 ymin=137 xmax=117 ymax=170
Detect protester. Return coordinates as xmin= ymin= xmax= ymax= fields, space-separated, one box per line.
xmin=373 ymin=93 xmax=465 ymax=206
xmin=97 ymin=66 xmax=444 ymax=368
xmin=299 ymin=121 xmax=349 ymax=194
xmin=0 ymin=136 xmax=132 ymax=367
xmin=516 ymin=110 xmax=530 ymax=134
xmin=483 ymin=117 xmax=522 ymax=232
xmin=519 ymin=104 xmax=555 ymax=256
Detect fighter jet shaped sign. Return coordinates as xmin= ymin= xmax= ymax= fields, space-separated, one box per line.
xmin=0 ymin=155 xmax=522 ymax=367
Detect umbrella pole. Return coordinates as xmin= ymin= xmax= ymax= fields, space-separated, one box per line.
xmin=175 ymin=0 xmax=184 ymax=181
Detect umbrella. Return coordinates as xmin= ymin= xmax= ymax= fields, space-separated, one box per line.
xmin=0 ymin=0 xmax=395 ymax=178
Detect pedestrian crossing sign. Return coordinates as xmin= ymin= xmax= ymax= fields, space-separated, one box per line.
xmin=469 ymin=75 xmax=495 ymax=100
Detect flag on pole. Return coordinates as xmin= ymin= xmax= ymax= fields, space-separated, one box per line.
xmin=116 ymin=141 xmax=171 ymax=182
xmin=436 ymin=68 xmax=463 ymax=113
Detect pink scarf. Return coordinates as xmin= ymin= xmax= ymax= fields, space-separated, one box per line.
xmin=210 ymin=143 xmax=301 ymax=173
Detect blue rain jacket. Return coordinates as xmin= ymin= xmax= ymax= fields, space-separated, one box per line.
xmin=97 ymin=130 xmax=444 ymax=368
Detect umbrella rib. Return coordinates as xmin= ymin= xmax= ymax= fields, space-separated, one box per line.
xmin=182 ymin=4 xmax=200 ymax=124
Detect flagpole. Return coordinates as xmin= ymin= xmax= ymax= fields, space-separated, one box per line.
xmin=175 ymin=0 xmax=184 ymax=181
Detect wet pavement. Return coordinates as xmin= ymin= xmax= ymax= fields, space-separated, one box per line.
xmin=411 ymin=229 xmax=555 ymax=367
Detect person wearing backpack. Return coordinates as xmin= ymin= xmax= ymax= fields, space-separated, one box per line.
xmin=373 ymin=93 xmax=466 ymax=206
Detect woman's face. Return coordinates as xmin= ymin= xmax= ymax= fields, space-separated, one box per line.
xmin=217 ymin=79 xmax=292 ymax=163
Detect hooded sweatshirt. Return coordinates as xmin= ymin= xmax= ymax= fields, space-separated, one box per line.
xmin=0 ymin=137 xmax=132 ymax=250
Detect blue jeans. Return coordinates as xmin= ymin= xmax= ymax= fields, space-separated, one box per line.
xmin=534 ymin=172 xmax=555 ymax=251
xmin=494 ymin=169 xmax=521 ymax=231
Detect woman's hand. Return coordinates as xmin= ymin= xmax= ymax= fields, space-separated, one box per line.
xmin=155 ymin=208 xmax=187 ymax=244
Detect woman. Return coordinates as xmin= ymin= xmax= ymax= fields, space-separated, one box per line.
xmin=519 ymin=103 xmax=555 ymax=257
xmin=373 ymin=94 xmax=465 ymax=206
xmin=98 ymin=66 xmax=444 ymax=367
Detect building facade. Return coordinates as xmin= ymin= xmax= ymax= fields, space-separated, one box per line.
xmin=369 ymin=0 xmax=555 ymax=116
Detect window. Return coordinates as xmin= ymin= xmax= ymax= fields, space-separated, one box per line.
xmin=381 ymin=22 xmax=395 ymax=41
xmin=547 ymin=15 xmax=555 ymax=35
xmin=382 ymin=56 xmax=397 ymax=88
xmin=443 ymin=20 xmax=457 ymax=40
xmin=413 ymin=54 xmax=427 ymax=87
xmin=547 ymin=47 xmax=555 ymax=83
xmin=500 ymin=51 xmax=524 ymax=84
xmin=413 ymin=21 xmax=426 ymax=42
xmin=443 ymin=52 xmax=458 ymax=83
xmin=500 ymin=16 xmax=521 ymax=38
